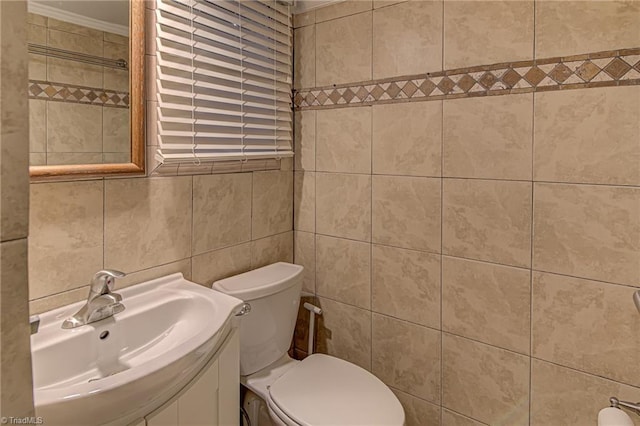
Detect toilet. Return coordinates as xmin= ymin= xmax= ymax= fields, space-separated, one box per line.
xmin=212 ymin=262 xmax=405 ymax=426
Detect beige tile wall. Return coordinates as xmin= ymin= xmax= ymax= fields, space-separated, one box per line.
xmin=293 ymin=1 xmax=640 ymax=425
xmin=1 ymin=0 xmax=35 ymax=417
xmin=28 ymin=13 xmax=130 ymax=165
xmin=27 ymin=1 xmax=294 ymax=314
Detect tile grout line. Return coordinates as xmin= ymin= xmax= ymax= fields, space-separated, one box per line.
xmin=369 ymin=5 xmax=374 ymax=374
xmin=440 ymin=0 xmax=445 ymax=418
xmin=529 ymin=3 xmax=536 ymax=423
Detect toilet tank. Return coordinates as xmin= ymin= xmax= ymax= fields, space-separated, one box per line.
xmin=212 ymin=262 xmax=304 ymax=376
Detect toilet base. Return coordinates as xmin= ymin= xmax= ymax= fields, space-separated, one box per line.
xmin=242 ymin=389 xmax=276 ymax=426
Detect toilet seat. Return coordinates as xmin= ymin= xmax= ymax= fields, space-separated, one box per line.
xmin=267 ymin=354 xmax=405 ymax=426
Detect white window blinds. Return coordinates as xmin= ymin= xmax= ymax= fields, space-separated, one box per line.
xmin=155 ymin=0 xmax=293 ymax=165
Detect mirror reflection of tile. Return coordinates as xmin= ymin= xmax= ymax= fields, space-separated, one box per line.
xmin=27 ymin=12 xmax=131 ymax=166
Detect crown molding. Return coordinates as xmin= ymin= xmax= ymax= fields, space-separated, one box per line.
xmin=293 ymin=0 xmax=344 ymax=14
xmin=28 ymin=2 xmax=129 ymax=37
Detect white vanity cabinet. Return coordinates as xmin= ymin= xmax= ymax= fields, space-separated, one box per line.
xmin=144 ymin=329 xmax=240 ymax=426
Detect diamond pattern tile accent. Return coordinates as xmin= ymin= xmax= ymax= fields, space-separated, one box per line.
xmin=292 ymin=49 xmax=640 ymax=110
xmin=29 ymin=81 xmax=130 ymax=108
xmin=603 ymin=57 xmax=632 ymax=79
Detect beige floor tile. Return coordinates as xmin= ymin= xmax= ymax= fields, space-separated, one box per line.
xmin=533 ymin=183 xmax=639 ymax=286
xmin=532 ymin=271 xmax=640 ymax=385
xmin=192 ymin=173 xmax=252 ymax=255
xmin=372 ymin=244 xmax=440 ymax=329
xmin=29 ymin=181 xmax=104 ymax=298
xmin=316 ymin=107 xmax=371 ymax=174
xmin=252 ymin=171 xmax=293 ymax=240
xmin=316 ymin=12 xmax=372 ymax=86
xmin=444 ymin=0 xmax=534 ymax=69
xmin=441 ymin=409 xmax=485 ymax=426
xmin=534 ymin=86 xmax=640 ymax=185
xmin=372 ymin=175 xmax=441 ymax=252
xmin=316 ymin=173 xmax=371 ymax=241
xmin=104 ymin=176 xmax=192 ymax=272
xmin=316 ymin=235 xmax=370 ymax=309
xmin=442 ymin=256 xmax=530 ymax=354
xmin=536 ymin=1 xmax=640 ymax=58
xmin=442 ymin=334 xmax=529 ymax=426
xmin=373 ymin=101 xmax=442 ymax=177
xmin=373 ymin=1 xmax=442 ymax=78
xmin=443 ymin=179 xmax=532 ymax=268
xmin=373 ymin=314 xmax=441 ymax=403
xmin=444 ymin=94 xmax=533 ymax=180
xmin=316 ymin=296 xmax=372 ymax=371
xmin=531 ymin=359 xmax=640 ymax=426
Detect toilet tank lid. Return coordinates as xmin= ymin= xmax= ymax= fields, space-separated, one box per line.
xmin=211 ymin=262 xmax=304 ymax=300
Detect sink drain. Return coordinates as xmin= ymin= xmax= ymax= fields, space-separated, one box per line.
xmin=99 ymin=331 xmax=109 ymax=340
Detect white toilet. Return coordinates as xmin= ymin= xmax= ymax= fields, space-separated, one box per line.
xmin=212 ymin=262 xmax=405 ymax=426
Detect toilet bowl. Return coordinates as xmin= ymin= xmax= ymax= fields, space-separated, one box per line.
xmin=212 ymin=262 xmax=405 ymax=426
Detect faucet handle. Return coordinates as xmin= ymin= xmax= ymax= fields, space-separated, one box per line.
xmin=91 ymin=269 xmax=126 ymax=294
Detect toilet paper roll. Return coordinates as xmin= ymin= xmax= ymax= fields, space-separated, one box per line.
xmin=598 ymin=407 xmax=634 ymax=426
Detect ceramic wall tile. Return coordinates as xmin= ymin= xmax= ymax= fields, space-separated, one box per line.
xmin=373 ymin=314 xmax=441 ymax=403
xmin=191 ymin=243 xmax=252 ymax=287
xmin=372 ymin=101 xmax=442 ymax=177
xmin=531 ymin=359 xmax=640 ymax=426
xmin=441 ymin=409 xmax=485 ymax=426
xmin=532 ymin=272 xmax=640 ymax=385
xmin=533 ymin=183 xmax=639 ymax=286
xmin=443 ymin=179 xmax=532 ymax=268
xmin=315 ymin=1 xmax=372 ymax=23
xmin=103 ymin=107 xmax=130 ymax=153
xmin=294 ymin=172 xmax=315 ymax=232
xmin=191 ymin=173 xmax=252 ymax=255
xmin=294 ymin=110 xmax=315 ymax=171
xmin=316 ymin=173 xmax=371 ymax=241
xmin=252 ymin=171 xmax=293 ymax=239
xmin=293 ymin=10 xmax=315 ymax=28
xmin=294 ymin=231 xmax=315 ymax=294
xmin=250 ymin=231 xmax=293 ymax=269
xmin=47 ymin=102 xmax=102 ymax=152
xmin=104 ymin=177 xmax=192 ymax=272
xmin=444 ymin=1 xmax=534 ymax=69
xmin=442 ymin=334 xmax=530 ymax=425
xmin=29 ymin=181 xmax=104 ymax=299
xmin=534 ymin=86 xmax=640 ymax=185
xmin=316 ymin=107 xmax=371 ymax=174
xmin=442 ymin=256 xmax=531 ymax=354
xmin=316 ymin=12 xmax=372 ymax=86
xmin=0 ymin=238 xmax=35 ymax=416
xmin=316 ymin=296 xmax=371 ymax=370
xmin=28 ymin=100 xmax=46 ymax=153
xmin=372 ymin=244 xmax=440 ymax=329
xmin=444 ymin=94 xmax=533 ymax=180
xmin=294 ymin=25 xmax=315 ymax=89
xmin=373 ymin=1 xmax=442 ymax=78
xmin=316 ymin=235 xmax=370 ymax=309
xmin=392 ymin=388 xmax=441 ymax=426
xmin=372 ymin=175 xmax=441 ymax=252
xmin=46 ymin=152 xmax=103 ymax=165
xmin=536 ymin=1 xmax=640 ymax=58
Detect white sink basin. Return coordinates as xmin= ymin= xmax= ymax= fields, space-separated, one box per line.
xmin=31 ymin=273 xmax=243 ymax=426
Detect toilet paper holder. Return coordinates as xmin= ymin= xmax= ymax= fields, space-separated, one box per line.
xmin=610 ymin=397 xmax=640 ymax=416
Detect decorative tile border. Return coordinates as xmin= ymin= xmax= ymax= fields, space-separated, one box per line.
xmin=293 ymin=48 xmax=640 ymax=109
xmin=29 ymin=80 xmax=130 ymax=108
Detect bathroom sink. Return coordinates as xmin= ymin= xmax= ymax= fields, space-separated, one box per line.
xmin=31 ymin=273 xmax=243 ymax=426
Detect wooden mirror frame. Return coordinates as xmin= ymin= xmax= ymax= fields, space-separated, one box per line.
xmin=30 ymin=0 xmax=146 ymax=181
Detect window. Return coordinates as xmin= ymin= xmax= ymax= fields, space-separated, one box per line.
xmin=155 ymin=0 xmax=293 ymax=168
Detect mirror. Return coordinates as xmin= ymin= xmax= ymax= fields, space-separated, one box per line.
xmin=28 ymin=0 xmax=145 ymax=180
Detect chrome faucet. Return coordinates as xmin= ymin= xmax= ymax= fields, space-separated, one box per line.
xmin=62 ymin=270 xmax=126 ymax=329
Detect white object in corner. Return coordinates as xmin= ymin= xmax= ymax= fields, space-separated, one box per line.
xmin=598 ymin=407 xmax=634 ymax=426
